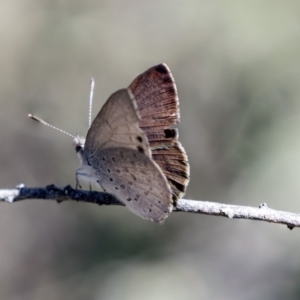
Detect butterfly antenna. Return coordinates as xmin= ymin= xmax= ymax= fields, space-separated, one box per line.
xmin=28 ymin=114 xmax=75 ymax=138
xmin=88 ymin=78 xmax=95 ymax=128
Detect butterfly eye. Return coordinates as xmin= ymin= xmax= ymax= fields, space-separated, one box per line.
xmin=75 ymin=145 xmax=83 ymax=153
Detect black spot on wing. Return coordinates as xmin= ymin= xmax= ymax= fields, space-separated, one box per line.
xmin=164 ymin=129 xmax=177 ymax=138
xmin=137 ymin=146 xmax=144 ymax=154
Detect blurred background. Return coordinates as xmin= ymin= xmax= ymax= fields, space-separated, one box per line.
xmin=0 ymin=1 xmax=300 ymax=299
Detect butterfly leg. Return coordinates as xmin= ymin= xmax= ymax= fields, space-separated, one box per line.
xmin=76 ymin=167 xmax=96 ymax=190
xmin=96 ymin=180 xmax=106 ymax=193
xmin=75 ymin=173 xmax=82 ymax=189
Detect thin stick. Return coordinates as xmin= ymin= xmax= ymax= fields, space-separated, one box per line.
xmin=0 ymin=185 xmax=298 ymax=229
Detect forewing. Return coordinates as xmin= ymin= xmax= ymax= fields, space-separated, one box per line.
xmin=84 ymin=89 xmax=150 ymax=159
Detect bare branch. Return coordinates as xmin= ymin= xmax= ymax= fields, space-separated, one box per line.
xmin=176 ymin=199 xmax=299 ymax=229
xmin=0 ymin=184 xmax=123 ymax=206
xmin=0 ymin=185 xmax=299 ymax=229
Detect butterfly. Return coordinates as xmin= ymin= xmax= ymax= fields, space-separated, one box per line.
xmin=30 ymin=64 xmax=189 ymax=222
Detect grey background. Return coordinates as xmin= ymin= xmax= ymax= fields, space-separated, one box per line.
xmin=0 ymin=1 xmax=300 ymax=299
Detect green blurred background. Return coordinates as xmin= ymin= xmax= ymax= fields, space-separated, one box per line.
xmin=1 ymin=1 xmax=300 ymax=299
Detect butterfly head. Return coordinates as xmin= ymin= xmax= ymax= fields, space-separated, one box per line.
xmin=74 ymin=135 xmax=86 ymax=162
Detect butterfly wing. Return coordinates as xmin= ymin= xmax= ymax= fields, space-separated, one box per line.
xmin=84 ymin=89 xmax=150 ymax=159
xmin=128 ymin=64 xmax=190 ymax=202
xmin=91 ymin=147 xmax=172 ymax=222
xmin=81 ymin=88 xmax=172 ymax=222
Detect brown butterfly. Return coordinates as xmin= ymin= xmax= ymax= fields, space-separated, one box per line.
xmin=29 ymin=64 xmax=189 ymax=222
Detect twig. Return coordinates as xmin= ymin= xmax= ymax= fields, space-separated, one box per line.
xmin=0 ymin=185 xmax=298 ymax=229
xmin=0 ymin=184 xmax=122 ymax=205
